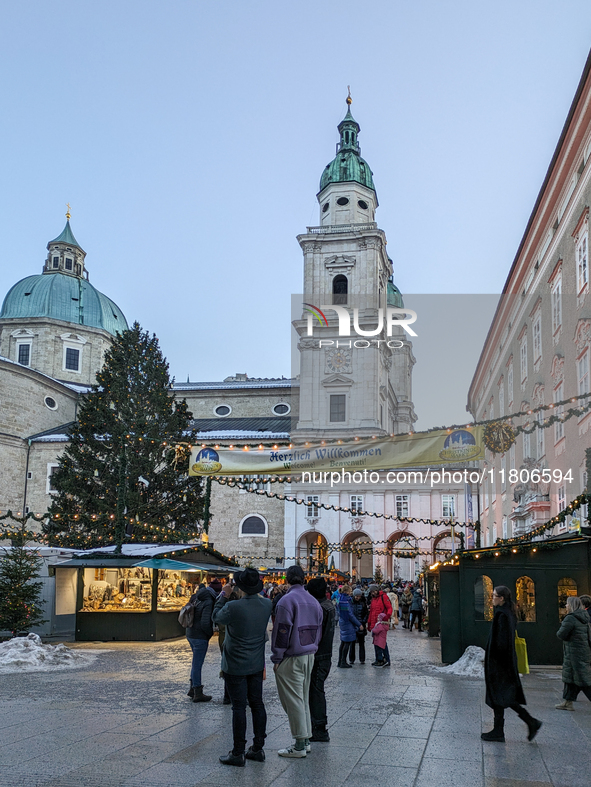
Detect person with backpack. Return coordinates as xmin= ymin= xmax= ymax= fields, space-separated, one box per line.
xmin=184 ymin=578 xmax=220 ymax=702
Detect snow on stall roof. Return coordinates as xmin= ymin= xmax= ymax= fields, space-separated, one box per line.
xmin=195 ymin=430 xmax=290 ymax=439
xmin=72 ymin=544 xmax=198 ymax=557
xmin=0 ymin=633 xmax=106 ymax=674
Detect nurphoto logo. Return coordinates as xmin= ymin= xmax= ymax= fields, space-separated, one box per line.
xmin=303 ymin=303 xmax=418 ymax=349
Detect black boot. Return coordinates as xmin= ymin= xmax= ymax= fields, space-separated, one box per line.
xmin=310 ymin=726 xmax=330 ymax=742
xmin=516 ymin=707 xmax=542 ymax=741
xmin=481 ymin=710 xmax=505 ymax=742
xmin=187 ymin=682 xmax=194 ymax=698
xmin=192 ymin=685 xmax=212 ymax=702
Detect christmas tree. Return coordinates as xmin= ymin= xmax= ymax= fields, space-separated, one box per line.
xmin=0 ymin=527 xmax=47 ymax=636
xmin=373 ymin=563 xmax=384 ymax=585
xmin=44 ymin=322 xmax=204 ymax=549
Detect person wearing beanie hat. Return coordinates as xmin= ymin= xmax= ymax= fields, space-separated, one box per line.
xmin=337 ymin=585 xmax=362 ymax=669
xmin=350 ymin=588 xmax=369 ymax=665
xmin=306 ymin=578 xmax=335 ymax=742
xmin=371 ymin=613 xmax=390 ymax=666
xmin=209 ymin=577 xmax=223 ymax=595
xmin=213 ymin=568 xmax=272 ymax=766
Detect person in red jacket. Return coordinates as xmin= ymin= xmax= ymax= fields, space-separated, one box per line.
xmin=367 ymin=585 xmax=392 ymax=667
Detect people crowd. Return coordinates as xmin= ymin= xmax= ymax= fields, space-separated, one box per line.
xmin=184 ymin=573 xmax=426 ymax=765
xmin=183 ymin=571 xmax=591 ymax=763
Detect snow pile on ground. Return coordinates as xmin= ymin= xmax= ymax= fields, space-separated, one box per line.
xmin=436 ymin=645 xmax=485 ymax=678
xmin=0 ymin=633 xmax=99 ymax=673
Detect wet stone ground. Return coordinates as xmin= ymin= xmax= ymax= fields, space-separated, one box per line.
xmin=0 ymin=627 xmax=589 ymax=787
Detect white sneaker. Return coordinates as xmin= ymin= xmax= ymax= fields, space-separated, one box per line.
xmin=305 ymin=742 xmax=311 ymax=752
xmin=278 ymin=746 xmax=307 ymax=758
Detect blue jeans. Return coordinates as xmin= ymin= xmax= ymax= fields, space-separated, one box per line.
xmin=187 ymin=637 xmax=209 ymax=686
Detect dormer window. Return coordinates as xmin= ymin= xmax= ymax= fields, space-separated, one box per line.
xmin=17 ymin=343 xmax=31 ymax=366
xmin=52 ymin=256 xmax=59 ymax=268
xmin=333 ymin=274 xmax=348 ymax=305
xmin=65 ymin=347 xmax=80 ymax=371
xmin=65 ymin=258 xmax=73 ymax=271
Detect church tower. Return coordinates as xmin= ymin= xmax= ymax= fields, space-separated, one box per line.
xmin=294 ymin=96 xmax=416 ymax=440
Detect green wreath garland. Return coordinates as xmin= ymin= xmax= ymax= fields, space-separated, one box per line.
xmin=483 ymin=421 xmax=516 ymax=454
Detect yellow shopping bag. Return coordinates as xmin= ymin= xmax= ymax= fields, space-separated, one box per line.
xmin=515 ymin=633 xmax=529 ymax=675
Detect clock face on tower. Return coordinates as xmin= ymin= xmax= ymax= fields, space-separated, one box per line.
xmin=325 ymin=348 xmax=352 ymax=374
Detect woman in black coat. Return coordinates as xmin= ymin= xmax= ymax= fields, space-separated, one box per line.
xmin=482 ymin=585 xmax=542 ymax=743
xmin=555 ymin=595 xmax=591 ymax=711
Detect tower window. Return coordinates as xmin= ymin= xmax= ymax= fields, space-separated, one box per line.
xmin=333 ymin=274 xmax=348 ymax=305
xmin=17 ymin=343 xmax=30 ymax=366
xmin=358 ymin=200 xmax=368 ymax=210
xmin=65 ymin=258 xmax=73 ymax=271
xmin=65 ymin=347 xmax=80 ymax=371
xmin=322 ymin=202 xmax=329 ymax=213
xmin=336 ymin=197 xmax=349 ymax=206
xmin=330 ymin=394 xmax=346 ymax=422
xmin=52 ymin=256 xmax=59 ymax=268
xmin=239 ymin=514 xmax=267 ymax=537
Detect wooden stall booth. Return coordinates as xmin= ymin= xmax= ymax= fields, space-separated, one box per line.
xmin=54 ymin=543 xmax=238 ymax=642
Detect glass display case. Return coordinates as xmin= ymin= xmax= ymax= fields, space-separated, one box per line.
xmin=157 ymin=569 xmax=199 ymax=612
xmin=80 ymin=566 xmax=153 ymax=612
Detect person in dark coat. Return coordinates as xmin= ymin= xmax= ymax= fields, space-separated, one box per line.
xmin=349 ymin=588 xmax=368 ymax=664
xmin=213 ymin=567 xmax=273 ymax=766
xmin=409 ymin=589 xmax=424 ymax=632
xmin=337 ymin=585 xmax=361 ymax=668
xmin=579 ymin=594 xmax=591 ymax=622
xmin=482 ymin=585 xmax=542 ymax=743
xmin=555 ymin=595 xmax=591 ymax=711
xmin=307 ymin=577 xmax=336 ymax=741
xmin=186 ymin=581 xmax=217 ymax=702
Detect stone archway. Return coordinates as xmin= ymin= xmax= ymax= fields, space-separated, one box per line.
xmin=341 ymin=531 xmax=373 ymax=582
xmin=433 ymin=530 xmax=463 ymax=563
xmin=387 ymin=530 xmax=418 ymax=582
xmin=297 ymin=531 xmax=329 ymax=574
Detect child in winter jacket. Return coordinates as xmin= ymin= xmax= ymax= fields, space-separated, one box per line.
xmin=371 ymin=613 xmax=390 ymax=667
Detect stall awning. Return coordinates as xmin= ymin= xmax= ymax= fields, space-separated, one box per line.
xmin=134 ymin=558 xmax=232 ymax=574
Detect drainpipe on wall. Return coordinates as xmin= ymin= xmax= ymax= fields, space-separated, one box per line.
xmin=23 ymin=438 xmax=32 ymax=513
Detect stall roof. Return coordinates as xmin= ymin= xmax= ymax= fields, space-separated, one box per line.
xmin=52 ymin=543 xmax=238 ymax=568
xmin=134 ymin=558 xmax=233 ymax=573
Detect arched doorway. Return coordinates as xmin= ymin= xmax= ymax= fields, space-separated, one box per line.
xmin=342 ymin=531 xmax=373 ymax=582
xmin=433 ymin=531 xmax=463 ymax=563
xmin=387 ymin=531 xmax=418 ymax=582
xmin=297 ymin=531 xmax=329 ymax=574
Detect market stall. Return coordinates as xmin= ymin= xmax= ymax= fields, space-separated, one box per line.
xmin=55 ymin=544 xmax=237 ymax=641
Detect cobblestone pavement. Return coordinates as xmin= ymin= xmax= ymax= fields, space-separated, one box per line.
xmin=0 ymin=627 xmax=589 ymax=787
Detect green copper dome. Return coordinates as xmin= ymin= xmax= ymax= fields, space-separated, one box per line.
xmin=319 ymin=106 xmax=376 ymax=194
xmin=0 ymin=273 xmax=128 ymax=336
xmin=387 ymin=279 xmax=404 ymax=308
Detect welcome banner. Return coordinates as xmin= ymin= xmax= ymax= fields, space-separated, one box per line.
xmin=189 ymin=426 xmax=484 ymax=476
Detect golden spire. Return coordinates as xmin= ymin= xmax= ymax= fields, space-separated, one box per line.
xmin=66 ymin=203 xmax=71 ymax=221
xmin=346 ymin=86 xmax=352 ymax=106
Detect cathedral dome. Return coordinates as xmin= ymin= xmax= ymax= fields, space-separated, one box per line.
xmin=319 ymin=106 xmax=376 ymax=194
xmin=0 ymin=218 xmax=128 ymax=336
xmin=0 ymin=273 xmax=127 ymax=335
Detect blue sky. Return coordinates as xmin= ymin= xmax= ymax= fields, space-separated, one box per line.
xmin=1 ymin=1 xmax=590 ymax=424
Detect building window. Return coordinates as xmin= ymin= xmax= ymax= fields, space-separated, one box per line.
xmin=17 ymin=342 xmax=31 ymax=366
xmin=554 ymin=383 xmax=564 ymax=442
xmin=578 ymin=351 xmax=589 ymax=398
xmin=330 ymin=394 xmax=346 ymax=422
xmin=65 ymin=257 xmax=73 ymax=271
xmin=532 ymin=315 xmax=542 ymax=363
xmin=46 ymin=463 xmax=59 ymax=494
xmin=395 ymin=494 xmax=409 ymax=518
xmin=577 ymin=231 xmax=588 ymax=294
xmin=502 ymin=515 xmax=508 ymax=539
xmin=536 ymin=411 xmax=545 ymax=458
xmin=507 ymin=363 xmax=514 ymax=408
xmin=523 ymin=428 xmax=531 ymax=459
xmin=214 ymin=404 xmax=232 ymax=417
xmin=332 ymin=275 xmax=348 ymax=305
xmin=552 ymin=278 xmax=562 ymax=334
xmin=239 ymin=514 xmax=267 ymax=537
xmin=306 ymin=495 xmax=319 ymax=518
xmin=52 ymin=256 xmax=59 ymax=268
xmin=273 ymin=403 xmax=291 ymax=415
xmin=64 ymin=347 xmax=80 ymax=371
xmin=498 ymin=378 xmax=504 ymax=416
xmin=520 ymin=337 xmax=528 ymax=383
xmin=44 ymin=396 xmax=58 ymax=410
xmin=350 ymin=495 xmax=363 ymax=515
xmin=558 ymin=484 xmax=566 ymax=513
xmin=442 ymin=495 xmax=455 ymax=518
xmin=516 ymin=576 xmax=536 ymax=622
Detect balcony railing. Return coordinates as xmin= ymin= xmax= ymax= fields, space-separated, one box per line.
xmin=306 ymin=222 xmax=378 ymax=234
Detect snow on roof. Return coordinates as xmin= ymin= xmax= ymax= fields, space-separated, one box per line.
xmin=195 ymin=430 xmax=290 ymax=439
xmin=174 ymin=379 xmax=296 ymax=391
xmin=73 ymin=543 xmax=197 ymax=557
